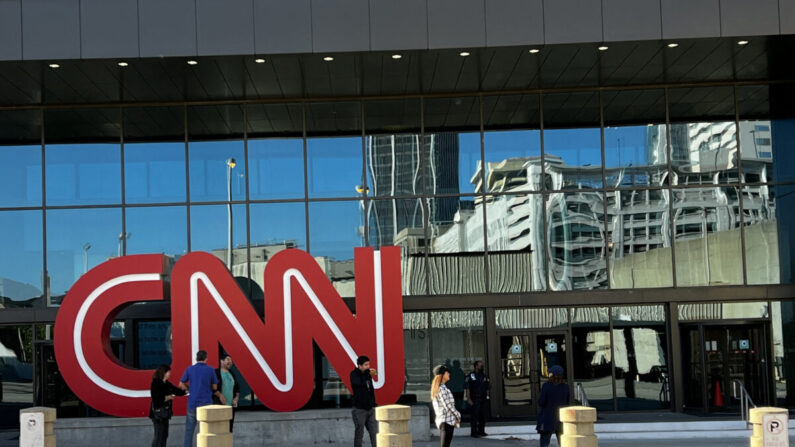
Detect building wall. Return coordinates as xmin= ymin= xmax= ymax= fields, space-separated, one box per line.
xmin=1 ymin=0 xmax=793 ymax=61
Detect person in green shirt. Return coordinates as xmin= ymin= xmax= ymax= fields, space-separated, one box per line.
xmin=215 ymin=354 xmax=240 ymax=432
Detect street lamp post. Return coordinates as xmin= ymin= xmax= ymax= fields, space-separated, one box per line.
xmin=117 ymin=232 xmax=131 ymax=257
xmin=83 ymin=243 xmax=92 ymax=274
xmin=226 ymin=157 xmax=237 ymax=270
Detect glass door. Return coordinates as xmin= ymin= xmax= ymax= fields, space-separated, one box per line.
xmin=497 ymin=332 xmax=568 ymax=417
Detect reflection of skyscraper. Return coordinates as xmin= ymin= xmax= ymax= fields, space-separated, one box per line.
xmin=367 ymin=133 xmax=459 ymax=247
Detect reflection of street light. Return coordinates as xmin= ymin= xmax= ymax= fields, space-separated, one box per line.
xmin=83 ymin=243 xmax=92 ymax=273
xmin=117 ymin=232 xmax=131 ymax=257
xmin=355 ymin=185 xmax=370 ymax=246
xmin=226 ymin=157 xmax=237 ymax=269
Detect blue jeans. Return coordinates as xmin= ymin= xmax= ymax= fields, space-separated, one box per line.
xmin=539 ymin=431 xmax=561 ymax=447
xmin=183 ymin=407 xmax=197 ymax=447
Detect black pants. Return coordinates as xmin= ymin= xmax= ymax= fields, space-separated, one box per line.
xmin=470 ymin=399 xmax=487 ymax=435
xmin=440 ymin=422 xmax=455 ymax=447
xmin=151 ymin=418 xmax=169 ymax=447
xmin=352 ymin=408 xmax=377 ymax=447
xmin=229 ymin=407 xmax=236 ymax=432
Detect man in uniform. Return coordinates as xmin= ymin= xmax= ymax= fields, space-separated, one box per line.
xmin=465 ymin=360 xmax=490 ymax=437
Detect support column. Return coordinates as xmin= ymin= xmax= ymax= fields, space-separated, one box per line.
xmin=749 ymin=407 xmax=789 ymax=447
xmin=20 ymin=407 xmax=56 ymax=447
xmin=197 ymin=405 xmax=233 ymax=447
xmin=560 ymin=406 xmax=597 ymax=447
xmin=375 ymin=404 xmax=411 ymax=447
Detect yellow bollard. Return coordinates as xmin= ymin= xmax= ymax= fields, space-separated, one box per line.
xmin=19 ymin=407 xmax=57 ymax=447
xmin=749 ymin=407 xmax=789 ymax=447
xmin=559 ymin=406 xmax=597 ymax=447
xmin=375 ymin=404 xmax=411 ymax=447
xmin=196 ymin=405 xmax=233 ymax=447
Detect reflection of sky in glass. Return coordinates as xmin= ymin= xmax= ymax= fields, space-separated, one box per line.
xmin=0 ymin=145 xmax=41 ymax=207
xmin=457 ymin=133 xmax=481 ymax=193
xmin=249 ymin=202 xmax=306 ymax=249
xmin=307 ymin=137 xmax=362 ymax=198
xmin=46 ymin=208 xmax=121 ymax=296
xmin=190 ymin=204 xmax=247 ymax=252
xmin=309 ymin=201 xmax=362 ymax=260
xmin=543 ymin=128 xmax=602 ymax=167
xmin=604 ymin=126 xmax=653 ymax=168
xmin=189 ymin=141 xmax=246 ymax=202
xmin=0 ymin=210 xmax=43 ymax=299
xmin=249 ymin=138 xmax=304 ymax=200
xmin=45 ymin=144 xmax=121 ymax=205
xmin=485 ymin=130 xmax=541 ymax=162
xmin=125 ymin=206 xmax=187 ymax=256
xmin=125 ymin=142 xmax=186 ymax=203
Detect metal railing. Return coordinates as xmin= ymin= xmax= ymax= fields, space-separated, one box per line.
xmin=575 ymin=382 xmax=590 ymax=407
xmin=732 ymin=379 xmax=756 ymax=426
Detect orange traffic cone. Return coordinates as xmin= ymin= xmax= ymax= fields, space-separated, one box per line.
xmin=713 ymin=380 xmax=724 ymax=407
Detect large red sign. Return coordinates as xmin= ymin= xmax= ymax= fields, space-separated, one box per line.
xmin=53 ymin=247 xmax=404 ymax=417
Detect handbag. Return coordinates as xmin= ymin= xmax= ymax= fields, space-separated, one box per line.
xmin=152 ymin=402 xmax=172 ymax=420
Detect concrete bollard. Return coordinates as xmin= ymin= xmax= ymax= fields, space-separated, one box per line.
xmin=560 ymin=406 xmax=597 ymax=447
xmin=749 ymin=407 xmax=789 ymax=447
xmin=196 ymin=405 xmax=233 ymax=447
xmin=375 ymin=404 xmax=412 ymax=447
xmin=19 ymin=407 xmax=57 ymax=447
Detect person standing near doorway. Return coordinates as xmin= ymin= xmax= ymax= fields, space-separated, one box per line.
xmin=536 ymin=365 xmax=570 ymax=447
xmin=350 ymin=355 xmax=378 ymax=447
xmin=432 ymin=364 xmax=461 ymax=447
xmin=179 ymin=350 xmax=224 ymax=447
xmin=465 ymin=360 xmax=490 ymax=437
xmin=214 ymin=354 xmax=240 ymax=432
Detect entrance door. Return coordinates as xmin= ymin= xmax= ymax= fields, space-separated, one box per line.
xmin=681 ymin=323 xmax=770 ymax=412
xmin=497 ymin=332 xmax=568 ymax=417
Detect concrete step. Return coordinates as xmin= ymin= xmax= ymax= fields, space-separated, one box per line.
xmin=431 ymin=418 xmax=795 ymax=440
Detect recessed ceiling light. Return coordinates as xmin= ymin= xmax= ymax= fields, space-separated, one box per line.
xmin=254 ymin=58 xmax=266 ymax=64
xmin=323 ymin=56 xmax=334 ymax=62
xmin=459 ymin=51 xmax=470 ymax=57
xmin=667 ymin=43 xmax=679 ymax=48
xmin=187 ymin=60 xmax=198 ymax=66
xmin=738 ymin=40 xmax=749 ymax=45
xmin=48 ymin=63 xmax=60 ymax=69
xmin=391 ymin=54 xmax=402 ymax=60
xmin=598 ymin=46 xmax=609 ymax=51
xmin=117 ymin=61 xmax=129 ymax=67
xmin=529 ymin=48 xmax=540 ymax=54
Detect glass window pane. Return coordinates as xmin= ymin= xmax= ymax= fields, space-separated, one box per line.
xmin=0 ymin=110 xmax=41 ymax=207
xmin=771 ymin=300 xmax=795 ymax=409
xmin=190 ymin=204 xmax=248 ymax=278
xmin=0 ymin=325 xmax=34 ymax=406
xmin=306 ymin=102 xmax=362 ymax=198
xmin=125 ymin=206 xmax=187 ymax=258
xmin=669 ymin=87 xmax=738 ymax=184
xmin=487 ymin=194 xmax=546 ymax=292
xmin=548 ymin=191 xmax=607 ymax=290
xmin=608 ymin=188 xmax=673 ymax=288
xmin=46 ymin=208 xmax=121 ymax=303
xmin=369 ymin=197 xmax=425 ymax=296
xmin=543 ymin=92 xmax=602 ymax=189
xmin=249 ymin=202 xmax=306 ymax=293
xmin=424 ymin=97 xmax=482 ymax=195
xmin=124 ymin=106 xmax=186 ymax=204
xmin=248 ymin=103 xmax=304 ymax=200
xmin=308 ymin=200 xmax=363 ymax=297
xmin=673 ymin=187 xmax=742 ymax=286
xmin=775 ymin=184 xmax=795 ymax=284
xmin=603 ymin=90 xmax=667 ymax=188
xmin=678 ymin=301 xmax=769 ymax=321
xmin=611 ymin=305 xmax=669 ymax=410
xmin=0 ymin=210 xmax=44 ymax=308
xmin=482 ymin=95 xmax=541 ymax=193
xmin=743 ymin=184 xmax=779 ymax=284
xmin=136 ymin=321 xmax=172 ymax=369
xmin=404 ymin=312 xmax=430 ymax=403
xmin=571 ymin=306 xmax=613 ymax=411
xmin=428 ymin=196 xmax=486 ymax=294
xmin=430 ymin=310 xmax=485 ymax=410
xmin=44 ymin=109 xmax=121 ymax=206
xmin=188 ymin=105 xmax=245 ymax=203
xmin=495 ymin=308 xmax=567 ymax=329
xmin=365 ymin=99 xmax=422 ymax=197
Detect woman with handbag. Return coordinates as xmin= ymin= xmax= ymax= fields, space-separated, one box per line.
xmin=150 ymin=364 xmax=186 ymax=447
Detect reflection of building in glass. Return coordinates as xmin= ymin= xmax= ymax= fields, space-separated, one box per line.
xmin=430 ymin=122 xmax=778 ymax=291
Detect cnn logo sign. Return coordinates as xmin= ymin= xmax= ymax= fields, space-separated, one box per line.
xmin=53 ymin=247 xmax=405 ymax=417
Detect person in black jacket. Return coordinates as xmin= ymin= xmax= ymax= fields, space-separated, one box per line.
xmin=350 ymin=355 xmax=378 ymax=447
xmin=536 ymin=365 xmax=570 ymax=447
xmin=214 ymin=354 xmax=240 ymax=432
xmin=149 ymin=364 xmax=186 ymax=447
